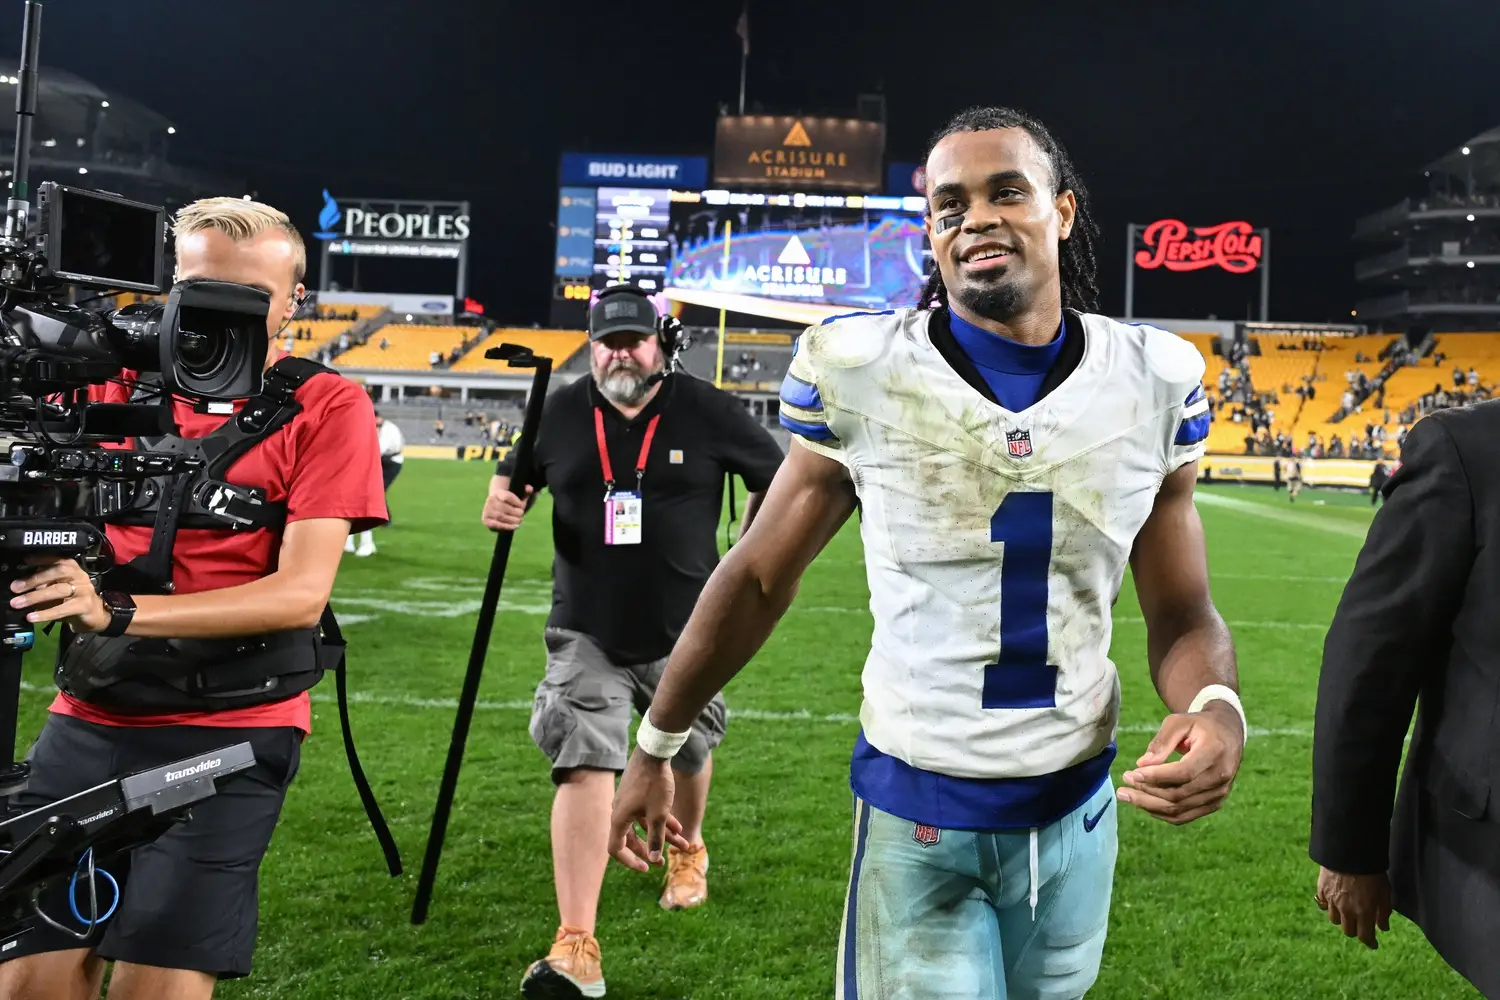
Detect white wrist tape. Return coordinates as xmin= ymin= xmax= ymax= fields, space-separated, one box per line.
xmin=1188 ymin=684 xmax=1247 ymax=746
xmin=636 ymin=712 xmax=692 ymax=760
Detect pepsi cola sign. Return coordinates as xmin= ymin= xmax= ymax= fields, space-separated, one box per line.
xmin=1134 ymin=219 xmax=1263 ymax=274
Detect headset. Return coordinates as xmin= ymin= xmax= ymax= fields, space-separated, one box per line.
xmin=593 ymin=283 xmax=689 ymax=383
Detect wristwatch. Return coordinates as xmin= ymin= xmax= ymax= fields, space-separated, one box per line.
xmin=97 ymin=591 xmax=136 ymax=638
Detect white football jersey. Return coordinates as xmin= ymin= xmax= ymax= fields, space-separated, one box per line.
xmin=780 ymin=308 xmax=1208 ymax=780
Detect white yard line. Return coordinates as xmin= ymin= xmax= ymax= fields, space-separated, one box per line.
xmin=1193 ymin=490 xmax=1371 ymax=540
xmin=14 ymin=681 xmax=1315 ymax=739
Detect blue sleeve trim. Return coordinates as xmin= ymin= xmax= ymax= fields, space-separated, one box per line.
xmin=779 ymin=414 xmax=838 ymax=441
xmin=778 ymin=372 xmax=824 ymax=412
xmin=1184 ymin=383 xmax=1206 ymax=406
xmin=1175 ymin=411 xmax=1211 ymax=446
xmin=821 ymin=309 xmax=894 ymax=326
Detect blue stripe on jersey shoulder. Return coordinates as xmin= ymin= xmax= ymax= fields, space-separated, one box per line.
xmin=779 ymin=413 xmax=837 ymax=441
xmin=1185 ymin=383 xmax=1206 ymax=406
xmin=1176 ymin=411 xmax=1211 ymax=445
xmin=779 ymin=372 xmax=823 ymax=411
xmin=821 ymin=309 xmax=894 ymax=326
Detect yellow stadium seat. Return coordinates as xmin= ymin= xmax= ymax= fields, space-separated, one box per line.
xmin=278 ymin=319 xmax=356 ymax=358
xmin=335 ymin=325 xmax=481 ymax=370
xmin=451 ymin=329 xmax=589 ymax=372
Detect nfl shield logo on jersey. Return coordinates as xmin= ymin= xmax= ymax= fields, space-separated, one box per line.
xmin=1006 ymin=428 xmax=1034 ymax=459
xmin=912 ymin=824 xmax=941 ymax=848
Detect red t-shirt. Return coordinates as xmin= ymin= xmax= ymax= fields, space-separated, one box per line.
xmin=49 ymin=361 xmax=388 ymax=733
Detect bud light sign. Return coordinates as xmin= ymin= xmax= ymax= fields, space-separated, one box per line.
xmin=560 ymin=153 xmax=709 ymax=189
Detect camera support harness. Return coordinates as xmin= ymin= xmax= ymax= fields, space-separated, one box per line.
xmin=57 ymin=356 xmax=401 ymax=876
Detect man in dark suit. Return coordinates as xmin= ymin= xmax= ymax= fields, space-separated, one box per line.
xmin=1310 ymin=401 xmax=1500 ymax=995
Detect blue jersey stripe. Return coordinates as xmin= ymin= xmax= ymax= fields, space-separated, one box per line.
xmin=1185 ymin=383 xmax=1206 ymax=406
xmin=779 ymin=372 xmax=824 ymax=412
xmin=1175 ymin=411 xmax=1211 ymax=445
xmin=822 ymin=309 xmax=894 ymax=326
xmin=841 ymin=800 xmax=871 ymax=998
xmin=779 ymin=413 xmax=837 ymax=441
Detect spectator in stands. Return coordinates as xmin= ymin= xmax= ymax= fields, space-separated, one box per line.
xmin=479 ymin=284 xmax=785 ymax=999
xmin=1368 ymin=461 xmax=1390 ymax=504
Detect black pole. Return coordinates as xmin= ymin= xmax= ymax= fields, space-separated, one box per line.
xmin=411 ymin=345 xmax=552 ymax=925
xmin=5 ymin=1 xmax=39 ymax=245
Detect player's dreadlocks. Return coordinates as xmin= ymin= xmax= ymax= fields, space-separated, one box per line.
xmin=918 ymin=106 xmax=1101 ymax=314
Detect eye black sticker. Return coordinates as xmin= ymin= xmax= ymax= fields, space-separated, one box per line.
xmin=935 ymin=214 xmax=964 ymax=234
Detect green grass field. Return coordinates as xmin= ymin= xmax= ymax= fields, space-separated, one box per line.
xmin=15 ymin=460 xmax=1480 ymax=999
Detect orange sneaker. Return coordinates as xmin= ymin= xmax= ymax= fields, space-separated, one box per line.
xmin=520 ymin=926 xmax=605 ymax=998
xmin=660 ymin=842 xmax=709 ymax=910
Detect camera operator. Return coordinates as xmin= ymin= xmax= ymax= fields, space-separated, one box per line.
xmin=479 ymin=285 xmax=784 ymax=999
xmin=0 ymin=198 xmax=387 ymax=1000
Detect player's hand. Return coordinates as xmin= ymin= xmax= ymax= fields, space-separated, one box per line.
xmin=1315 ymin=867 xmax=1391 ymax=950
xmin=482 ymin=480 xmax=532 ymax=532
xmin=608 ymin=746 xmax=691 ymax=872
xmin=1118 ymin=701 xmax=1243 ymax=825
xmin=10 ymin=557 xmax=109 ymax=633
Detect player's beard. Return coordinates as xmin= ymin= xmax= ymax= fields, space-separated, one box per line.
xmin=952 ymin=273 xmax=1026 ymax=323
xmin=594 ymin=356 xmax=661 ymax=407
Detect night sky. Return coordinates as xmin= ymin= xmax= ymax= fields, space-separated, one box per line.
xmin=16 ymin=0 xmax=1500 ymax=327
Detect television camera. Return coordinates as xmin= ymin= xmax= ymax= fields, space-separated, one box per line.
xmin=0 ymin=1 xmax=277 ymax=949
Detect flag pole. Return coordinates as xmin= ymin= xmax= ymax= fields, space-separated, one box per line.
xmin=736 ymin=5 xmax=748 ymax=115
xmin=738 ymin=48 xmax=747 ymax=115
xmin=715 ymin=219 xmax=732 ymax=388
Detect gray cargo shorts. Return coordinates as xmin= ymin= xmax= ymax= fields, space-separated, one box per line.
xmin=529 ymin=626 xmax=727 ymax=784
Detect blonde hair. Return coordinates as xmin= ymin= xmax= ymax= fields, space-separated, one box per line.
xmin=172 ymin=197 xmax=306 ymax=284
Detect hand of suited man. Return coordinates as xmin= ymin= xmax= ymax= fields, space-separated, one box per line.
xmin=1316 ymin=866 xmax=1392 ymax=950
xmin=482 ymin=476 xmax=532 ymax=532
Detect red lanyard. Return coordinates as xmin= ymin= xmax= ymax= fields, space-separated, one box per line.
xmin=595 ymin=407 xmax=660 ymax=496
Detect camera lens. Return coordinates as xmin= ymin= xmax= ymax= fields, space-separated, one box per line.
xmin=176 ymin=328 xmax=231 ymax=380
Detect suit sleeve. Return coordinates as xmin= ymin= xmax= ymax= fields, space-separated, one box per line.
xmin=778 ymin=330 xmax=845 ymax=464
xmin=1309 ymin=415 xmax=1475 ymax=874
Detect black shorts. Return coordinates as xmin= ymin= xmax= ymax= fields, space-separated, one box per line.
xmin=381 ymin=457 xmax=402 ymax=490
xmin=0 ymin=715 xmax=301 ymax=979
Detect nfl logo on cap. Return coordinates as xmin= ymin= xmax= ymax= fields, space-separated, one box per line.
xmin=1006 ymin=428 xmax=1033 ymax=459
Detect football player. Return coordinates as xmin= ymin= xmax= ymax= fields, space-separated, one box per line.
xmin=608 ymin=106 xmax=1246 ymax=1000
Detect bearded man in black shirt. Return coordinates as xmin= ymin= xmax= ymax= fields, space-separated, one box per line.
xmin=482 ymin=285 xmax=785 ymax=1000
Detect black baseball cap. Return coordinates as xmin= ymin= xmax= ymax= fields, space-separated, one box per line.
xmin=590 ymin=286 xmax=658 ymax=341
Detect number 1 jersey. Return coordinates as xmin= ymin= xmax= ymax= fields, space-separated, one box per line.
xmin=779 ymin=307 xmax=1208 ymax=828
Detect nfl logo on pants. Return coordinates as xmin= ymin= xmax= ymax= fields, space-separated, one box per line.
xmin=912 ymin=823 xmax=941 ymax=848
xmin=1006 ymin=428 xmax=1033 ymax=458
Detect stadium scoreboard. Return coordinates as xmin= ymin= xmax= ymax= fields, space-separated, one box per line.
xmin=594 ymin=188 xmax=672 ymax=292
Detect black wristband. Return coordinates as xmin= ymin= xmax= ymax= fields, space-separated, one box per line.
xmin=97 ymin=591 xmax=136 ymax=638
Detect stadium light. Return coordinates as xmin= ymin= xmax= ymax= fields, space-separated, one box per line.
xmin=167 ymin=126 xmax=176 ymax=135
xmin=1468 ymin=213 xmax=1476 ymax=222
xmin=1462 ymin=146 xmax=1471 ymax=155
xmin=99 ymin=100 xmax=108 ymax=108
xmin=76 ymin=167 xmax=87 ymax=175
xmin=1350 ymin=310 xmax=1357 ymax=317
xmin=1467 ymin=260 xmax=1476 ymax=268
xmin=40 ymin=138 xmax=54 ymax=147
